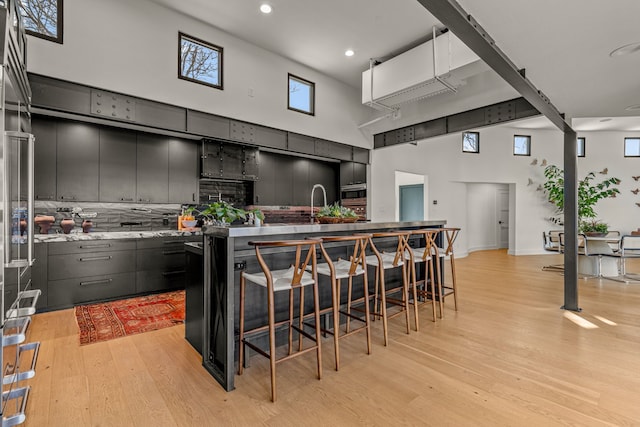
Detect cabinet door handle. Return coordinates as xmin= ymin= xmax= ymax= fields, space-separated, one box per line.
xmin=163 ymin=240 xmax=184 ymax=245
xmin=79 ymin=256 xmax=112 ymax=262
xmin=80 ymin=278 xmax=113 ymax=286
xmin=162 ymin=250 xmax=185 ymax=255
xmin=79 ymin=244 xmax=111 ymax=249
xmin=121 ymin=197 xmax=134 ymax=202
xmin=161 ymin=270 xmax=186 ymax=277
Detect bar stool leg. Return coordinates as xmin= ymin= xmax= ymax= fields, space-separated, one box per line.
xmin=238 ymin=274 xmax=246 ymax=375
xmin=427 ymin=257 xmax=437 ymax=322
xmin=312 ymin=281 xmax=323 ymax=380
xmin=434 ymin=255 xmax=444 ymax=318
xmin=299 ymin=286 xmax=305 ymax=352
xmin=402 ymin=264 xmax=410 ymax=334
xmin=267 ymin=284 xmax=277 ymax=402
xmin=332 ymin=276 xmax=341 ymax=371
xmin=362 ymin=270 xmax=372 ymax=355
xmin=373 ymin=267 xmax=380 ymax=322
xmin=288 ymin=288 xmax=294 ymax=355
xmin=346 ymin=277 xmax=352 ymax=333
xmin=450 ymin=255 xmax=458 ymax=310
xmin=410 ymin=261 xmax=420 ymax=331
xmin=379 ymin=269 xmax=389 ymax=346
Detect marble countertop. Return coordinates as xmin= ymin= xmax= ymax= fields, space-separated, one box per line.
xmin=34 ymin=229 xmax=202 ymax=243
xmin=202 ymin=220 xmax=447 ymax=238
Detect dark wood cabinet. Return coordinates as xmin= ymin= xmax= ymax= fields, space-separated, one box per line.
xmin=310 ymin=161 xmax=339 ymax=205
xmin=201 ymin=140 xmax=258 ymax=181
xmin=99 ymin=127 xmax=137 ymax=202
xmin=186 ymin=110 xmax=230 ymax=139
xmin=292 ymin=158 xmax=310 ymax=205
xmin=340 ymin=161 xmax=367 ymax=186
xmin=255 ymin=152 xmax=276 ymax=205
xmin=136 ymin=134 xmax=169 ymax=203
xmin=169 ymin=139 xmax=198 ymax=204
xmin=33 ymin=117 xmax=57 ymax=201
xmin=273 ymin=155 xmax=294 ymax=206
xmin=56 ymin=121 xmax=100 ymax=201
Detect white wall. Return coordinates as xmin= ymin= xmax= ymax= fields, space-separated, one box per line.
xmin=370 ymin=125 xmax=640 ymax=256
xmin=26 ymin=0 xmax=371 ymax=148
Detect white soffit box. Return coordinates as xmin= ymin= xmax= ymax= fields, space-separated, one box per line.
xmin=362 ymin=31 xmax=488 ymax=109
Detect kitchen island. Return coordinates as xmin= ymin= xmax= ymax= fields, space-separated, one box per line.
xmin=201 ymin=220 xmax=446 ymax=391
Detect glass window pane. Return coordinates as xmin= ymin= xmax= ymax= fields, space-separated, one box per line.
xmin=513 ymin=135 xmax=531 ymax=156
xmin=288 ymin=74 xmax=315 ymax=115
xmin=20 ymin=0 xmax=62 ymax=43
xmin=462 ymin=132 xmax=479 ymax=153
xmin=625 ymin=138 xmax=640 ymax=157
xmin=179 ymin=33 xmax=223 ymax=89
xmin=577 ymin=137 xmax=585 ymax=157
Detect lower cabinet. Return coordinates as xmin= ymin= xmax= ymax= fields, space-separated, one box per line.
xmin=39 ymin=235 xmax=200 ymax=311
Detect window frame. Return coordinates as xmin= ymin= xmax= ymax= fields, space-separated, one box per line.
xmin=624 ymin=137 xmax=640 ymax=157
xmin=21 ymin=0 xmax=64 ymax=44
xmin=577 ymin=137 xmax=586 ymax=158
xmin=462 ymin=131 xmax=480 ymax=153
xmin=178 ymin=32 xmax=224 ymax=90
xmin=513 ymin=134 xmax=531 ymax=156
xmin=287 ymin=73 xmax=315 ymax=116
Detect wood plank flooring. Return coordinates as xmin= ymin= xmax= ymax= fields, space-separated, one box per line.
xmin=21 ymin=250 xmax=640 ymax=426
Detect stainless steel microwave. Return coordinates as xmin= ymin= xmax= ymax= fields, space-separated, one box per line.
xmin=341 ymin=183 xmax=366 ymax=199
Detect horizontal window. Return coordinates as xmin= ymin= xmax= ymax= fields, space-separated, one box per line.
xmin=179 ymin=32 xmax=223 ymax=90
xmin=20 ymin=0 xmax=63 ymax=43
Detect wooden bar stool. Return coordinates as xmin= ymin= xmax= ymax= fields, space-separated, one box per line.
xmin=315 ymin=234 xmax=372 ymax=371
xmin=365 ymin=231 xmax=414 ymax=346
xmin=433 ymin=227 xmax=461 ymax=313
xmin=238 ymin=239 xmax=323 ymax=402
xmin=405 ymin=229 xmax=440 ymax=326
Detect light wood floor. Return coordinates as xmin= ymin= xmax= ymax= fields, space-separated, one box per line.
xmin=21 ymin=250 xmax=640 ymax=426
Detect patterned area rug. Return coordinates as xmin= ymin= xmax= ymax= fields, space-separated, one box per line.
xmin=74 ymin=290 xmax=185 ymax=345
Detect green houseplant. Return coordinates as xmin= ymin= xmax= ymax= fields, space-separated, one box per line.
xmin=186 ymin=202 xmax=263 ymax=226
xmin=315 ymin=202 xmax=358 ymax=223
xmin=542 ymin=164 xmax=620 ymax=235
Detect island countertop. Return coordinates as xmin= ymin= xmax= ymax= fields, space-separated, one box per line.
xmin=34 ymin=229 xmax=202 ymax=243
xmin=202 ymin=220 xmax=447 ymax=238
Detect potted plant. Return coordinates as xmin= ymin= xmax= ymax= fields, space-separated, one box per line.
xmin=542 ymin=164 xmax=620 ymax=234
xmin=579 ymin=219 xmax=609 ymax=237
xmin=315 ymin=202 xmax=358 ymax=223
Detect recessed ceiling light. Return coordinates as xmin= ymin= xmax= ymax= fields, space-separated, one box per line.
xmin=609 ymin=42 xmax=640 ymax=57
xmin=344 ymin=49 xmax=355 ymax=57
xmin=626 ymin=104 xmax=640 ymax=111
xmin=260 ymin=3 xmax=272 ymax=14
xmin=600 ymin=118 xmax=612 ymax=122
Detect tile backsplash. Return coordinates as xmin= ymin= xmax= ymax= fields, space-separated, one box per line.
xmin=34 ymin=201 xmax=183 ymax=234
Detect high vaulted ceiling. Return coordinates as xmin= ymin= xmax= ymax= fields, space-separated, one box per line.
xmin=150 ymin=0 xmax=640 ymax=130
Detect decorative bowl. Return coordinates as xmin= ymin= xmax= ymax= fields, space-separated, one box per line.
xmin=182 ymin=220 xmax=198 ymax=228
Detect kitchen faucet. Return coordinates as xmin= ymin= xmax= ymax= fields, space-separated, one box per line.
xmin=310 ymin=184 xmax=327 ymax=223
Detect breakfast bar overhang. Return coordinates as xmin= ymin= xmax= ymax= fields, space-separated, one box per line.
xmin=201 ymin=220 xmax=446 ymax=391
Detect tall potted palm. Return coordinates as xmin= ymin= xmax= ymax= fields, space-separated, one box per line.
xmin=542 ymin=165 xmax=620 ymax=235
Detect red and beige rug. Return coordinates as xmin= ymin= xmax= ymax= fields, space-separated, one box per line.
xmin=74 ymin=290 xmax=185 ymax=345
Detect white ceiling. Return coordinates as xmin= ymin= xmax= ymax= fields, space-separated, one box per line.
xmin=150 ymin=0 xmax=640 ymax=130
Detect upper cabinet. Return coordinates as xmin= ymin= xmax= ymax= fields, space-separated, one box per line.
xmin=56 ymin=121 xmax=100 ymax=201
xmin=33 ymin=117 xmax=57 ymax=201
xmin=169 ymin=139 xmax=198 ymax=204
xmin=136 ymin=134 xmax=169 ymax=203
xmin=340 ymin=161 xmax=367 ymax=187
xmin=201 ymin=139 xmax=258 ymax=181
xmin=99 ymin=127 xmax=137 ymax=202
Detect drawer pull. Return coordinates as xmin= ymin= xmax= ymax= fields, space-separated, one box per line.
xmin=79 ymin=244 xmax=111 ymax=249
xmin=162 ymin=250 xmax=185 ymax=255
xmin=161 ymin=270 xmax=186 ymax=277
xmin=79 ymin=256 xmax=112 ymax=262
xmin=80 ymin=278 xmax=113 ymax=286
xmin=163 ymin=240 xmax=185 ymax=245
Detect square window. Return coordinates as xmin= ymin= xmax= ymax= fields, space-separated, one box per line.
xmin=20 ymin=0 xmax=63 ymax=44
xmin=179 ymin=33 xmax=223 ymax=90
xmin=288 ymin=74 xmax=315 ymax=115
xmin=577 ymin=137 xmax=585 ymax=157
xmin=513 ymin=135 xmax=531 ymax=156
xmin=624 ymin=137 xmax=640 ymax=157
xmin=462 ymin=131 xmax=479 ymax=153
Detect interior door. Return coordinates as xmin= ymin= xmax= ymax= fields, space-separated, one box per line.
xmin=496 ymin=188 xmax=509 ymax=249
xmin=399 ymin=184 xmax=424 ymax=221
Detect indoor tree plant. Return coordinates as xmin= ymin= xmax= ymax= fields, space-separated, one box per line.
xmin=542 ymin=164 xmax=620 ymax=235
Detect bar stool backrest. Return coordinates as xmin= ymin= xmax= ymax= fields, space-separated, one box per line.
xmin=440 ymin=227 xmax=461 ymax=256
xmin=318 ymin=234 xmax=372 ymax=277
xmin=369 ymin=231 xmax=410 ymax=267
xmin=249 ymin=239 xmax=322 ymax=290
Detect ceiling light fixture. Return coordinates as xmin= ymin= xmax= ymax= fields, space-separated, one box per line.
xmin=625 ymin=104 xmax=640 ymax=111
xmin=344 ymin=49 xmax=355 ymax=57
xmin=259 ymin=3 xmax=272 ymax=14
xmin=609 ymin=42 xmax=640 ymax=57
